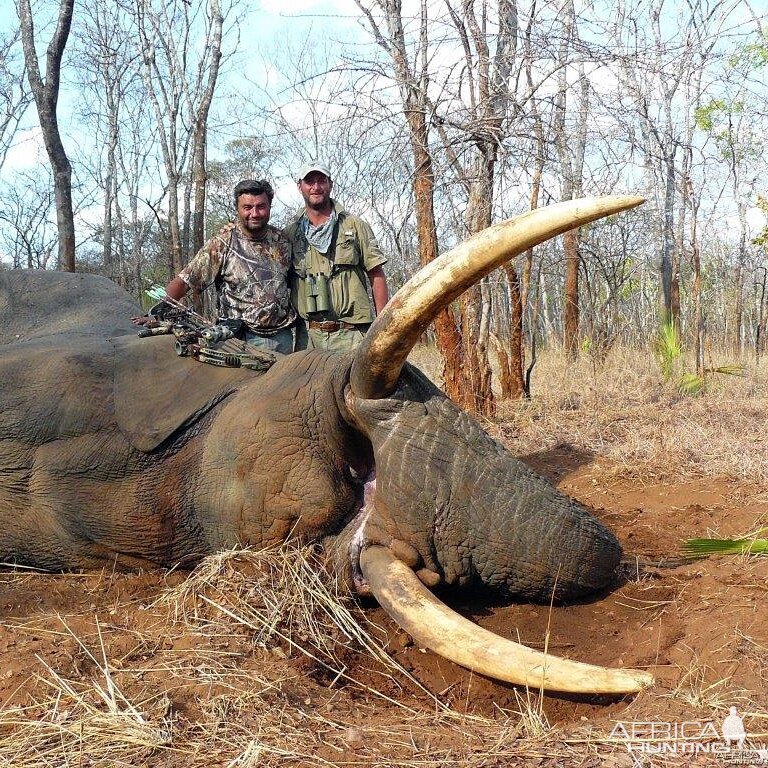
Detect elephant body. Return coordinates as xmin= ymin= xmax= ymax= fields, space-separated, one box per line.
xmin=0 ymin=269 xmax=620 ymax=602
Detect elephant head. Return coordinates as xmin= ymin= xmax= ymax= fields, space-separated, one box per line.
xmin=332 ymin=196 xmax=653 ymax=694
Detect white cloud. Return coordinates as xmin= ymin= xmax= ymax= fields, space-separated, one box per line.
xmin=4 ymin=127 xmax=46 ymax=171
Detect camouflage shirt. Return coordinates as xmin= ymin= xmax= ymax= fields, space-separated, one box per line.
xmin=178 ymin=222 xmax=296 ymax=334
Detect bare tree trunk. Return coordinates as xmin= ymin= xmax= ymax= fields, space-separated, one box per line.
xmin=462 ymin=152 xmax=496 ymax=415
xmin=191 ymin=0 xmax=222 ymax=255
xmin=690 ymin=203 xmax=703 ymax=374
xmin=562 ymin=228 xmax=579 ymax=357
xmin=517 ymin=10 xmax=546 ymax=397
xmin=134 ymin=0 xmax=225 ymax=273
xmin=18 ymin=0 xmax=76 ymax=271
xmin=504 ymin=262 xmax=525 ymax=398
xmin=103 ymin=126 xmax=116 ymax=278
xmin=660 ymin=148 xmax=677 ymax=325
xmin=554 ymin=0 xmax=587 ymax=360
xmin=410 ymin=97 xmax=465 ymax=404
xmin=757 ymin=268 xmax=768 ymax=365
xmin=356 ymin=0 xmax=468 ymax=406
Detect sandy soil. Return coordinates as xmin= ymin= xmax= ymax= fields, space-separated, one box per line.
xmin=1 ymin=446 xmax=766 ymax=766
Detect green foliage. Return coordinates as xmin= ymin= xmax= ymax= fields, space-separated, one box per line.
xmin=655 ymin=323 xmax=745 ymax=395
xmin=751 ymin=195 xmax=768 ymax=248
xmin=693 ymin=97 xmax=758 ymax=166
xmin=707 ymin=363 xmax=747 ymax=377
xmin=682 ymin=532 xmax=768 ymax=559
xmin=619 ymin=275 xmax=640 ymax=302
xmin=693 ymin=99 xmax=740 ymax=133
xmin=580 ymin=337 xmax=593 ymax=354
xmin=654 ymin=321 xmax=682 ymax=381
xmin=679 ymin=365 xmax=746 ymax=396
xmin=678 ymin=373 xmax=705 ymax=396
xmin=732 ymin=40 xmax=768 ymax=69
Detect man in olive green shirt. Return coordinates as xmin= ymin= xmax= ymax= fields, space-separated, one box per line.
xmin=285 ymin=162 xmax=389 ymax=352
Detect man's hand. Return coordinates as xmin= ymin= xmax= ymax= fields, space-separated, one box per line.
xmin=131 ymin=299 xmax=172 ymax=327
xmin=131 ymin=314 xmax=159 ymax=327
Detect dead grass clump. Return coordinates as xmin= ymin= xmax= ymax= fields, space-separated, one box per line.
xmin=665 ymin=650 xmax=751 ymax=711
xmin=157 ymin=544 xmax=439 ymax=706
xmin=0 ymin=621 xmax=173 ymax=766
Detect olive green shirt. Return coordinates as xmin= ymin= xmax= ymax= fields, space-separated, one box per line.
xmin=285 ymin=200 xmax=387 ymax=325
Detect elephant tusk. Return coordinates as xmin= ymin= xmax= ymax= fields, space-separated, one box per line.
xmin=360 ymin=545 xmax=654 ymax=695
xmin=350 ymin=195 xmax=645 ymax=400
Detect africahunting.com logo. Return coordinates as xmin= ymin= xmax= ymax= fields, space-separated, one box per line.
xmin=610 ymin=707 xmax=768 ymax=765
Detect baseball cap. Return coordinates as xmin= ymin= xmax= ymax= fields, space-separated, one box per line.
xmin=296 ymin=162 xmax=332 ymax=182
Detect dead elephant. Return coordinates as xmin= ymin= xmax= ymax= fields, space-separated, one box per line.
xmin=0 ymin=197 xmax=653 ymax=695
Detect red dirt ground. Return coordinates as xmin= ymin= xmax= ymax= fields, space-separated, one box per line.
xmin=1 ymin=445 xmax=766 ymax=766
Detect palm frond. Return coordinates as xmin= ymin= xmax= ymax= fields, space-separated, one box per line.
xmin=655 ymin=321 xmax=682 ymax=381
xmin=678 ymin=373 xmax=705 ymax=396
xmin=682 ymin=537 xmax=768 ymax=558
xmin=703 ymin=364 xmax=747 ymax=377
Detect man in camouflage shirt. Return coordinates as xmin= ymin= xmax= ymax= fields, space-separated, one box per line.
xmin=135 ymin=179 xmax=296 ymax=354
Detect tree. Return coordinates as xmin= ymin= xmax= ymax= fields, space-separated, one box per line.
xmin=132 ymin=0 xmax=226 ymax=274
xmin=356 ymin=0 xmax=528 ymax=415
xmin=76 ymin=0 xmax=140 ymax=286
xmin=17 ymin=0 xmax=76 ymax=271
xmin=441 ymin=0 xmax=520 ymax=415
xmin=355 ymin=0 xmax=467 ymax=409
xmin=0 ymin=29 xmax=32 ymax=173
xmin=554 ymin=0 xmax=589 ymax=360
xmin=608 ymin=0 xmax=740 ymax=330
xmin=695 ymin=72 xmax=765 ymax=356
xmin=0 ymin=167 xmax=57 ymax=269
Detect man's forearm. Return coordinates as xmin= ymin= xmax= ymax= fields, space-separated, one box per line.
xmin=369 ymin=267 xmax=389 ymax=314
xmin=166 ymin=276 xmax=190 ymax=301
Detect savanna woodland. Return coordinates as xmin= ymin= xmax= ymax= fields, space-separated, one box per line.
xmin=1 ymin=0 xmax=768 ymax=766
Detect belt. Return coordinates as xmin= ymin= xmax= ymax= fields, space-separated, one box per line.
xmin=308 ymin=320 xmax=359 ymax=332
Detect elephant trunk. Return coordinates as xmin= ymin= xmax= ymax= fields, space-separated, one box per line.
xmin=351 ymin=372 xmax=621 ymax=603
xmin=429 ymin=436 xmax=621 ymax=602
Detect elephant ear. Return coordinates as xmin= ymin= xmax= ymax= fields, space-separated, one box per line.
xmin=0 ymin=270 xmax=139 ymax=345
xmin=112 ymin=335 xmax=255 ymax=452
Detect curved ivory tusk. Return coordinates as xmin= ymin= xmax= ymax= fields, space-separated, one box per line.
xmin=350 ymin=195 xmax=645 ymax=399
xmin=360 ymin=545 xmax=654 ymax=695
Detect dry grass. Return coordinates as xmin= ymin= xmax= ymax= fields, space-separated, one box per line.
xmin=156 ymin=544 xmax=439 ymax=708
xmin=0 ymin=546 xmax=621 ymax=767
xmin=410 ymin=343 xmax=768 ymax=482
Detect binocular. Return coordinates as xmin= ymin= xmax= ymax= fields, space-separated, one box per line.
xmin=305 ymin=273 xmax=330 ymax=314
